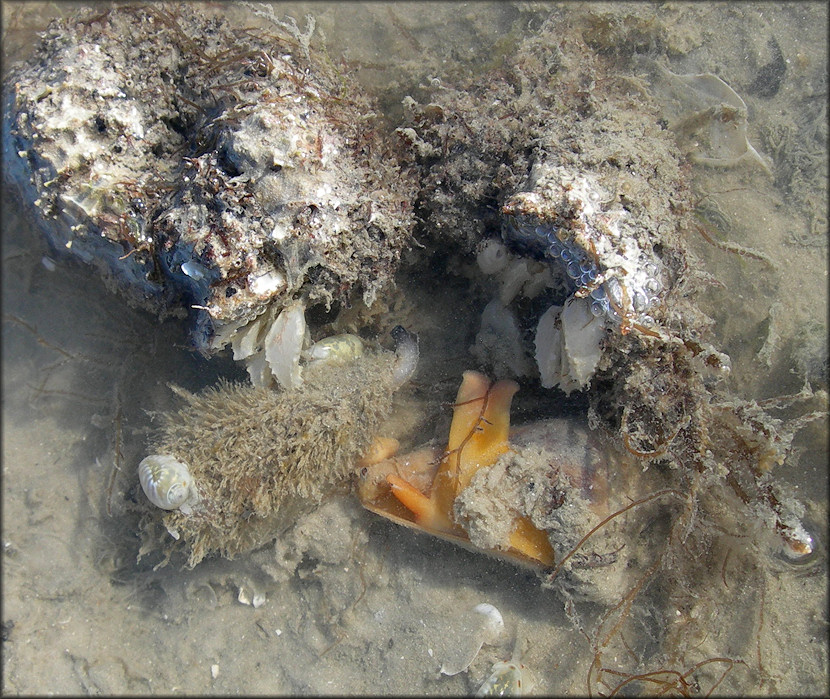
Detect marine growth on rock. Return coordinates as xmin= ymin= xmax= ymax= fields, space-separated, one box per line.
xmin=3 ymin=5 xmax=826 ymax=696
xmin=2 ymin=4 xmax=418 ymax=356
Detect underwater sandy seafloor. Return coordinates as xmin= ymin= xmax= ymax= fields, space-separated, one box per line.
xmin=2 ymin=2 xmax=827 ymax=696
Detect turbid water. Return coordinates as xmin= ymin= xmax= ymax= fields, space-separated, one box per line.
xmin=2 ymin=3 xmax=826 ymax=695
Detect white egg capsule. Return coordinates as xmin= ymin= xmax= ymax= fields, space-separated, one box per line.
xmin=138 ymin=454 xmax=194 ymax=512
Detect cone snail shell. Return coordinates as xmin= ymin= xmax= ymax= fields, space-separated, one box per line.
xmin=138 ymin=454 xmax=194 ymax=511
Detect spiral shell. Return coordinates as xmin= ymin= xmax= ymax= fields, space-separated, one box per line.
xmin=138 ymin=454 xmax=194 ymax=511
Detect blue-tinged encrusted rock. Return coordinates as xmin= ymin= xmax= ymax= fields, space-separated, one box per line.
xmin=3 ymin=4 xmax=417 ymax=353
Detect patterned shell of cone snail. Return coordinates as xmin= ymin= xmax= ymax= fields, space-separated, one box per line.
xmin=138 ymin=454 xmax=194 ymax=512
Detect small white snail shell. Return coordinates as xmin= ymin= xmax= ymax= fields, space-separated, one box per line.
xmin=138 ymin=454 xmax=194 ymax=512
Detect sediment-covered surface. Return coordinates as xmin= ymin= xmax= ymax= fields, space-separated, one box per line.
xmin=3 ymin=4 xmax=417 ymax=352
xmin=2 ymin=3 xmax=826 ymax=695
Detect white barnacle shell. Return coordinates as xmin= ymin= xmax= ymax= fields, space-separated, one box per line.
xmin=138 ymin=454 xmax=194 ymax=512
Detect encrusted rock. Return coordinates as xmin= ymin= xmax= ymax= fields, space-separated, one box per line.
xmin=2 ymin=4 xmax=417 ymax=352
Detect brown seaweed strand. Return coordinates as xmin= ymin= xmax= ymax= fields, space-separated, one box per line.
xmin=550 ymin=488 xmax=682 ymax=583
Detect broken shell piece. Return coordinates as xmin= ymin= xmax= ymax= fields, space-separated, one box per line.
xmin=438 ymin=603 xmax=506 ymax=676
xmin=244 ymin=351 xmax=271 ymax=389
xmin=473 ymin=604 xmax=505 ymax=642
xmin=238 ymin=586 xmax=267 ymax=608
xmin=646 ymin=64 xmax=772 ymax=174
xmin=231 ymin=313 xmax=268 ymax=362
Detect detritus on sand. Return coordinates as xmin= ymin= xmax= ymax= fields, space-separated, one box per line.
xmin=1 ymin=3 xmax=826 ymax=695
